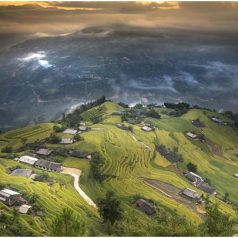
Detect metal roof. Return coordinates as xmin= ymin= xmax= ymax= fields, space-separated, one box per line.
xmin=0 ymin=188 xmax=20 ymax=196
xmin=18 ymin=205 xmax=32 ymax=214
xmin=11 ymin=169 xmax=33 ymax=178
xmin=186 ymin=132 xmax=197 ymax=138
xmin=36 ymin=148 xmax=52 ymax=156
xmin=60 ymin=138 xmax=74 ymax=144
xmin=182 ymin=188 xmax=200 ymax=199
xmin=63 ymin=128 xmax=77 ymax=135
xmin=19 ymin=156 xmax=38 ymax=165
xmin=35 ymin=159 xmax=61 ymax=171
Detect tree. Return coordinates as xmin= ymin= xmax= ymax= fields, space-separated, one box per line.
xmin=98 ymin=191 xmax=123 ymax=235
xmin=187 ymin=162 xmax=197 ymax=173
xmin=90 ymin=153 xmax=106 ymax=182
xmin=51 ymin=208 xmax=85 ymax=236
xmin=202 ymin=203 xmax=233 ymax=236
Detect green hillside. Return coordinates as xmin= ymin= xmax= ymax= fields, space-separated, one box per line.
xmin=0 ymin=101 xmax=238 ymax=236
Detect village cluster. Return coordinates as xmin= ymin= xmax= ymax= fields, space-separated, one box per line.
xmin=0 ymin=126 xmax=93 ymax=213
xmin=59 ymin=125 xmax=88 ymax=144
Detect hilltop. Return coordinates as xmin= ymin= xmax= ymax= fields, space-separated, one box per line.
xmin=0 ymin=99 xmax=238 ymax=236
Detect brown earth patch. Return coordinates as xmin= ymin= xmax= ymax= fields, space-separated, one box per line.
xmin=204 ymin=138 xmax=230 ymax=160
xmin=143 ymin=178 xmax=205 ymax=215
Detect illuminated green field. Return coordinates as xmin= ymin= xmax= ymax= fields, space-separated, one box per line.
xmin=0 ymin=102 xmax=238 ymax=235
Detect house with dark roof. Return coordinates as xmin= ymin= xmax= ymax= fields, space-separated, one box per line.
xmin=116 ymin=124 xmax=131 ymax=131
xmin=198 ymin=183 xmax=216 ymax=195
xmin=69 ymin=150 xmax=92 ymax=159
xmin=192 ymin=119 xmax=204 ymax=128
xmin=11 ymin=169 xmax=33 ymax=178
xmin=157 ymin=145 xmax=181 ymax=163
xmin=182 ymin=188 xmax=201 ymax=201
xmin=0 ymin=189 xmax=21 ymax=206
xmin=135 ymin=199 xmax=155 ymax=215
xmin=35 ymin=159 xmax=62 ymax=172
xmin=36 ymin=148 xmax=52 ymax=156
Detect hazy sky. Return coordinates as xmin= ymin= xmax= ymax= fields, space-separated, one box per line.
xmin=0 ymin=1 xmax=238 ymax=37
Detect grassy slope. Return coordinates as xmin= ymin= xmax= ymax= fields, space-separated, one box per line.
xmin=0 ymin=102 xmax=238 ymax=235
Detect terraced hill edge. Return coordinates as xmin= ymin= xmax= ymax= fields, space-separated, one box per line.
xmin=0 ymin=100 xmax=238 ymax=236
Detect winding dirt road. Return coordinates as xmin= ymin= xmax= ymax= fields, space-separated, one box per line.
xmin=61 ymin=167 xmax=97 ymax=209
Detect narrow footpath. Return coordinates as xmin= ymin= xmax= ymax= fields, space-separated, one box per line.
xmin=61 ymin=167 xmax=97 ymax=209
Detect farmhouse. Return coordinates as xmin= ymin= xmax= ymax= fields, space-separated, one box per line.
xmin=157 ymin=145 xmax=181 ymax=163
xmin=116 ymin=123 xmax=131 ymax=131
xmin=135 ymin=199 xmax=155 ymax=215
xmin=185 ymin=172 xmax=204 ymax=186
xmin=11 ymin=169 xmax=33 ymax=178
xmin=0 ymin=188 xmax=21 ymax=206
xmin=186 ymin=132 xmax=198 ymax=139
xmin=211 ymin=117 xmax=223 ymax=124
xmin=63 ymin=128 xmax=77 ymax=135
xmin=69 ymin=150 xmax=92 ymax=159
xmin=198 ymin=183 xmax=215 ymax=194
xmin=182 ymin=188 xmax=201 ymax=200
xmin=18 ymin=204 xmax=32 ymax=214
xmin=141 ymin=126 xmax=153 ymax=132
xmin=192 ymin=119 xmax=204 ymax=128
xmin=78 ymin=126 xmax=87 ymax=132
xmin=18 ymin=155 xmax=38 ymax=165
xmin=60 ymin=138 xmax=74 ymax=144
xmin=36 ymin=148 xmax=52 ymax=156
xmin=35 ymin=159 xmax=62 ymax=172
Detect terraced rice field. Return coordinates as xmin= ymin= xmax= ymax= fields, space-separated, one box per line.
xmin=0 ymin=102 xmax=238 ymax=235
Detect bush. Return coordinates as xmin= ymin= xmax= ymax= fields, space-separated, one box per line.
xmin=1 ymin=146 xmax=12 ymax=153
xmin=187 ymin=162 xmax=197 ymax=173
xmin=48 ymin=134 xmax=61 ymax=144
xmin=53 ymin=125 xmax=65 ymax=133
xmin=34 ymin=172 xmax=51 ymax=182
xmin=146 ymin=109 xmax=161 ymax=119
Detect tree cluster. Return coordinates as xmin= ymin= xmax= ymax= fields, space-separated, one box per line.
xmin=62 ymin=96 xmax=107 ymax=127
xmin=90 ymin=153 xmax=106 ymax=182
xmin=187 ymin=162 xmax=198 ymax=173
xmin=51 ymin=208 xmax=85 ymax=236
xmin=48 ymin=134 xmax=61 ymax=144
